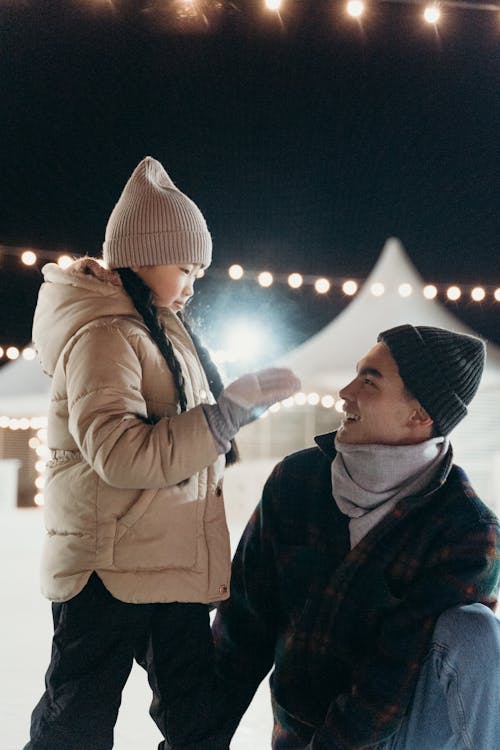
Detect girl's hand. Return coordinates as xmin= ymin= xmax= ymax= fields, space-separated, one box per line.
xmin=202 ymin=368 xmax=301 ymax=454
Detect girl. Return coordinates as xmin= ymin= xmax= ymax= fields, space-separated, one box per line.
xmin=25 ymin=157 xmax=299 ymax=750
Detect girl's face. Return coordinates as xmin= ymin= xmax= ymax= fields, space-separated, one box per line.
xmin=134 ymin=263 xmax=202 ymax=312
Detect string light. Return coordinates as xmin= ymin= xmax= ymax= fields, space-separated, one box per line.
xmin=264 ymin=0 xmax=282 ymax=11
xmin=314 ymin=278 xmax=331 ymax=294
xmin=288 ymin=272 xmax=303 ymax=289
xmin=321 ymin=395 xmax=335 ymax=408
xmin=447 ymin=285 xmax=462 ymax=301
xmin=57 ymin=255 xmax=73 ymax=269
xmin=398 ymin=283 xmax=413 ymax=297
xmin=423 ymin=4 xmax=441 ymax=24
xmin=258 ymin=271 xmax=274 ymax=287
xmin=346 ymin=0 xmax=365 ymax=18
xmin=371 ymin=282 xmax=385 ymax=297
xmin=342 ymin=280 xmax=358 ymax=296
xmin=471 ymin=287 xmax=486 ymax=302
xmin=6 ymin=346 xmax=20 ymax=360
xmin=495 ymin=289 xmax=500 ymax=302
xmin=423 ymin=284 xmax=438 ymax=299
xmin=228 ymin=264 xmax=244 ymax=280
xmin=21 ymin=250 xmax=37 ymax=266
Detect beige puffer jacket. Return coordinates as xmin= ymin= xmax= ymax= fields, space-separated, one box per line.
xmin=32 ymin=259 xmax=230 ymax=604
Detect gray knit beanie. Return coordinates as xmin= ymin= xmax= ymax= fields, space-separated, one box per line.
xmin=103 ymin=156 xmax=212 ymax=269
xmin=378 ymin=324 xmax=485 ymax=435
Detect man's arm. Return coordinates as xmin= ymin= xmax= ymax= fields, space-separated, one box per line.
xmin=308 ymin=519 xmax=500 ymax=750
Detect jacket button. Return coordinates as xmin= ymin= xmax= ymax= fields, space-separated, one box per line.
xmin=219 ymin=584 xmax=228 ymax=595
xmin=215 ymin=485 xmax=222 ymax=497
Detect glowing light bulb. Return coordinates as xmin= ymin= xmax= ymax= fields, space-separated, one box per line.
xmin=6 ymin=346 xmax=19 ymax=360
xmin=22 ymin=347 xmax=36 ymax=360
xmin=307 ymin=392 xmax=320 ymax=406
xmin=423 ymin=5 xmax=441 ymax=24
xmin=335 ymin=399 xmax=345 ymax=413
xmin=258 ymin=271 xmax=274 ymax=288
xmin=346 ymin=0 xmax=364 ymax=18
xmin=471 ymin=287 xmax=485 ymax=302
xmin=321 ymin=395 xmax=335 ymax=408
xmin=423 ymin=284 xmax=438 ymax=299
xmin=342 ymin=280 xmax=358 ymax=296
xmin=21 ymin=250 xmax=37 ymax=266
xmin=398 ymin=283 xmax=413 ymax=298
xmin=294 ymin=392 xmax=307 ymax=406
xmin=288 ymin=273 xmax=303 ymax=289
xmin=447 ymin=286 xmax=461 ymax=301
xmin=58 ymin=255 xmax=73 ymax=269
xmin=265 ymin=0 xmax=282 ymax=10
xmin=228 ymin=264 xmax=244 ymax=280
xmin=371 ymin=282 xmax=385 ymax=297
xmin=314 ymin=278 xmax=331 ymax=294
xmin=495 ymin=289 xmax=500 ymax=302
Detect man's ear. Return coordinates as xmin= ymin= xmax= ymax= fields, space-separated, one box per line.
xmin=409 ymin=404 xmax=433 ymax=429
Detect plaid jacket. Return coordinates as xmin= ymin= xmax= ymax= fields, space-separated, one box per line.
xmin=213 ymin=432 xmax=500 ymax=749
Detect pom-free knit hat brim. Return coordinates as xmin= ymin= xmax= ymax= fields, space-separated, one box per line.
xmin=103 ymin=157 xmax=212 ymax=269
xmin=378 ymin=324 xmax=485 ymax=435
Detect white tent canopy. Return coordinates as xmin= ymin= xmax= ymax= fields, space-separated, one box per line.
xmin=282 ymin=237 xmax=500 ymax=394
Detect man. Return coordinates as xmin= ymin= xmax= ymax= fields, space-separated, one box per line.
xmin=212 ymin=324 xmax=500 ymax=750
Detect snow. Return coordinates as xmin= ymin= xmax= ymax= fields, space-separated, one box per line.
xmin=0 ymin=459 xmax=277 ymax=750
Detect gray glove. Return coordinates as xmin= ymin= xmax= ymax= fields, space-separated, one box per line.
xmin=202 ymin=368 xmax=301 ymax=454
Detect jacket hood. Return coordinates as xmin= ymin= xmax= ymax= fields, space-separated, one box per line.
xmin=32 ymin=258 xmax=137 ymax=376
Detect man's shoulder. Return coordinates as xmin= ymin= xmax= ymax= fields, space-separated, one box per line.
xmin=446 ymin=464 xmax=500 ymax=528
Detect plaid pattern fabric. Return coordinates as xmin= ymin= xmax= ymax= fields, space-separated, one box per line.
xmin=213 ymin=432 xmax=500 ymax=750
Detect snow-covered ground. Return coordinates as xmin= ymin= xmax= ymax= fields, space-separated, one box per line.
xmin=0 ymin=460 xmax=277 ymax=750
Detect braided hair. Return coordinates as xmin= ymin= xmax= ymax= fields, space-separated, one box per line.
xmin=117 ymin=267 xmax=239 ymax=465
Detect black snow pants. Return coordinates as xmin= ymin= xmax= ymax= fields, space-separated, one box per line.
xmin=23 ymin=573 xmax=228 ymax=750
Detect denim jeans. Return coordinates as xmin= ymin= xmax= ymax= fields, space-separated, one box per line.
xmin=375 ymin=603 xmax=500 ymax=750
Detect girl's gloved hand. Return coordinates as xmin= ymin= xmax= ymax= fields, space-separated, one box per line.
xmin=202 ymin=368 xmax=301 ymax=454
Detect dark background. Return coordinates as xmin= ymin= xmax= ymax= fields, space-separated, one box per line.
xmin=1 ymin=0 xmax=499 ymax=362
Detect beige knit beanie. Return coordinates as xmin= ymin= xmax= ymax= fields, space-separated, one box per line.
xmin=102 ymin=156 xmax=212 ymax=269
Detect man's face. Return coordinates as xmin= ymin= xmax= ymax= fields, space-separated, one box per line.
xmin=336 ymin=342 xmax=430 ymax=446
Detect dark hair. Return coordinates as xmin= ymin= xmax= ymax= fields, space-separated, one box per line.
xmin=117 ymin=267 xmax=239 ymax=465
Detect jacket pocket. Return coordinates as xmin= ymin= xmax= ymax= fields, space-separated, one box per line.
xmin=112 ymin=480 xmax=201 ymax=571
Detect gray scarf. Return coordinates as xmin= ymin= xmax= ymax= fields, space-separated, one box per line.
xmin=331 ymin=435 xmax=450 ymax=548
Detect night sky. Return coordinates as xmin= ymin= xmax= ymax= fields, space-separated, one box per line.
xmin=1 ymin=0 xmax=499 ymax=359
